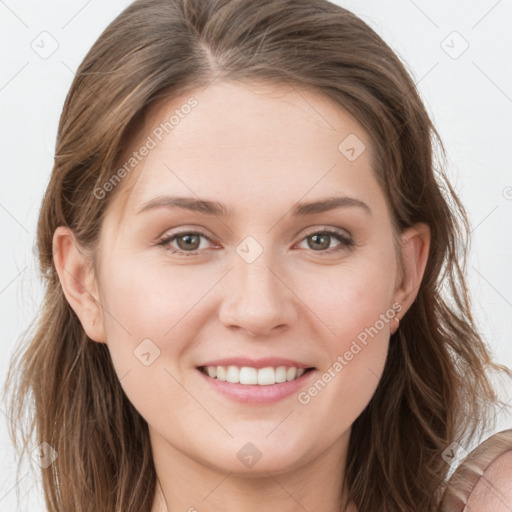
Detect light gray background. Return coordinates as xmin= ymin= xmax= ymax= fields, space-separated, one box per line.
xmin=1 ymin=0 xmax=511 ymax=509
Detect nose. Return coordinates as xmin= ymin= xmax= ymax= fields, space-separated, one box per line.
xmin=218 ymin=251 xmax=299 ymax=337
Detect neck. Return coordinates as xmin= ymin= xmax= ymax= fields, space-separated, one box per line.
xmin=150 ymin=429 xmax=355 ymax=512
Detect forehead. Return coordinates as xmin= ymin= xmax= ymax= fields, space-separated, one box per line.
xmin=106 ymin=80 xmax=382 ymax=224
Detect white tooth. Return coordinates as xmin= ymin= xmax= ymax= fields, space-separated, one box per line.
xmin=257 ymin=367 xmax=276 ymax=385
xmin=296 ymin=368 xmax=305 ymax=377
xmin=216 ymin=366 xmax=227 ymax=381
xmin=286 ymin=367 xmax=297 ymax=381
xmin=226 ymin=365 xmax=240 ymax=383
xmin=207 ymin=366 xmax=217 ymax=378
xmin=275 ymin=366 xmax=287 ymax=383
xmin=239 ymin=367 xmax=258 ymax=385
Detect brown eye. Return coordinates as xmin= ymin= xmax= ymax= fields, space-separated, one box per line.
xmin=175 ymin=233 xmax=201 ymax=251
xmin=307 ymin=233 xmax=331 ymax=251
xmin=157 ymin=231 xmax=213 ymax=255
xmin=298 ymin=229 xmax=354 ymax=254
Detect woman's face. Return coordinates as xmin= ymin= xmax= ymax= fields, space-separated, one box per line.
xmin=68 ymin=80 xmax=428 ymax=475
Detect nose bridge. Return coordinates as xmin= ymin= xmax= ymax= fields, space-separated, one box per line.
xmin=218 ymin=239 xmax=298 ymax=335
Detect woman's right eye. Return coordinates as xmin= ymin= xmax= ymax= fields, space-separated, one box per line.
xmin=157 ymin=231 xmax=214 ymax=255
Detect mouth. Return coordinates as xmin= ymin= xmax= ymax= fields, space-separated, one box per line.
xmin=197 ymin=365 xmax=316 ymax=386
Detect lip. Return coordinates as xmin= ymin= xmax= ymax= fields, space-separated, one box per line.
xmin=196 ymin=367 xmax=317 ymax=404
xmin=197 ymin=357 xmax=315 ymax=369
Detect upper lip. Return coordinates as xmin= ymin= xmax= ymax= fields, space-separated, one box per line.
xmin=197 ymin=357 xmax=315 ymax=369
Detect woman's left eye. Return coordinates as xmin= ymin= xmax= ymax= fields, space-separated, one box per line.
xmin=157 ymin=228 xmax=354 ymax=256
xmin=296 ymin=229 xmax=354 ymax=253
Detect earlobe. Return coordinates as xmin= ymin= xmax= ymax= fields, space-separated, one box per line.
xmin=394 ymin=222 xmax=431 ymax=314
xmin=52 ymin=226 xmax=106 ymax=343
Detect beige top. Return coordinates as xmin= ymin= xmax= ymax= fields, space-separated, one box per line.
xmin=440 ymin=428 xmax=512 ymax=512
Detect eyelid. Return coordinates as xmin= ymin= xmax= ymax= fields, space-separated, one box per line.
xmin=299 ymin=225 xmax=352 ymax=240
xmin=158 ymin=226 xmax=212 ymax=240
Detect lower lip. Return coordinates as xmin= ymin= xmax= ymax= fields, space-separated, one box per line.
xmin=196 ymin=368 xmax=316 ymax=404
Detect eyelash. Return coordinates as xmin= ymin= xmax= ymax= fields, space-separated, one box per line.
xmin=156 ymin=227 xmax=355 ymax=257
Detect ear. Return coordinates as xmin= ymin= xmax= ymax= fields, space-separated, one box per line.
xmin=393 ymin=222 xmax=431 ymax=316
xmin=52 ymin=226 xmax=106 ymax=343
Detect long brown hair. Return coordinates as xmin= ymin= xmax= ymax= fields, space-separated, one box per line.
xmin=3 ymin=0 xmax=510 ymax=510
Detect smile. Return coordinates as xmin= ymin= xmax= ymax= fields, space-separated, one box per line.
xmin=196 ymin=364 xmax=317 ymax=404
xmin=198 ymin=365 xmax=314 ymax=385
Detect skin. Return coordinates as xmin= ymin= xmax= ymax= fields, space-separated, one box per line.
xmin=53 ymin=80 xmax=430 ymax=512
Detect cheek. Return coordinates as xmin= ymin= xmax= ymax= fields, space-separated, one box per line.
xmin=96 ymin=261 xmax=194 ymax=380
xmin=96 ymin=257 xmax=230 ymax=404
xmin=303 ymin=254 xmax=396 ymax=341
xmin=99 ymin=257 xmax=212 ymax=337
xmin=297 ymin=256 xmax=394 ymax=415
xmin=96 ymin=261 xmax=208 ymax=424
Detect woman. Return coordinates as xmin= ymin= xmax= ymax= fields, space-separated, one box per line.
xmin=3 ymin=0 xmax=511 ymax=511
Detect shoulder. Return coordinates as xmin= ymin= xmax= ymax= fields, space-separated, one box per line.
xmin=440 ymin=429 xmax=512 ymax=512
xmin=466 ymin=448 xmax=512 ymax=511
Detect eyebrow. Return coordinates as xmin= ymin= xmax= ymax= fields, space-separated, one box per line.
xmin=136 ymin=195 xmax=372 ymax=217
